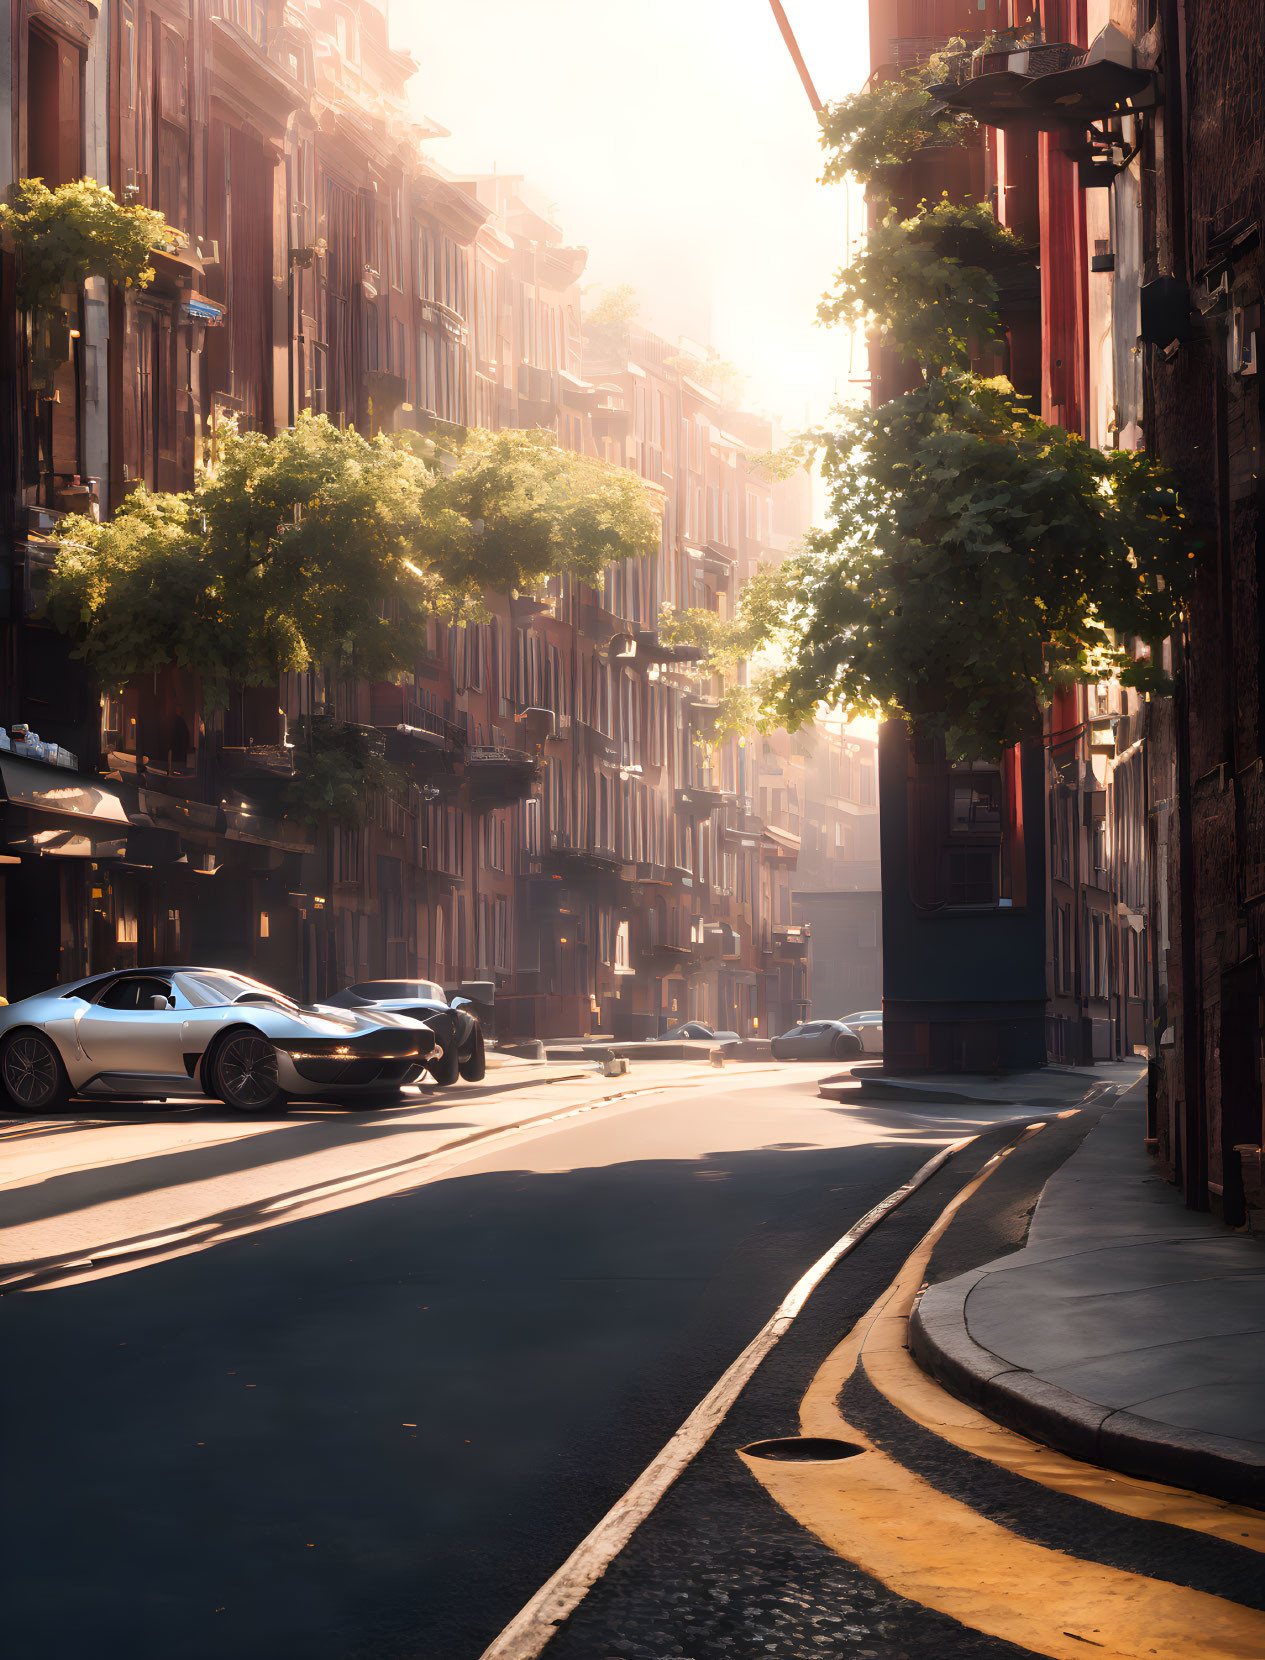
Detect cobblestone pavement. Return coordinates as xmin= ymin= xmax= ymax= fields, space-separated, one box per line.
xmin=544 ymin=1123 xmax=1038 ymax=1660
xmin=541 ymin=1108 xmax=1264 ymax=1659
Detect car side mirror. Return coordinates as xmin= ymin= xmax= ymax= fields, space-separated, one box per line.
xmin=150 ymin=994 xmax=172 ymax=1011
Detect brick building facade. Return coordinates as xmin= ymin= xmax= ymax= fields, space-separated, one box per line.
xmin=0 ymin=0 xmax=821 ymax=1043
xmin=864 ymin=0 xmax=1264 ymax=1227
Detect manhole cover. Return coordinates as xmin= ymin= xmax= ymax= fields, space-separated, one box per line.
xmin=739 ymin=1436 xmax=866 ymax=1462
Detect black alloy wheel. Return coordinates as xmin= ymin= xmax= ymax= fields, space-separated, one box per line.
xmin=831 ymin=1030 xmax=862 ymax=1059
xmin=457 ymin=1024 xmax=486 ymax=1082
xmin=0 ymin=1030 xmax=71 ymax=1112
xmin=211 ymin=1031 xmax=288 ymax=1114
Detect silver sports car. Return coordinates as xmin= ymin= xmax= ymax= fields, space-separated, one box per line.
xmin=0 ymin=967 xmax=440 ymax=1115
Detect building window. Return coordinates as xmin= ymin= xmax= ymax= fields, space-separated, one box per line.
xmin=1089 ymin=911 xmax=1108 ymax=998
xmin=945 ymin=846 xmax=1000 ymax=907
xmin=1092 ymin=817 xmax=1108 ymax=874
xmin=1054 ymin=903 xmax=1073 ymax=993
xmin=949 ymin=771 xmax=1002 ymax=834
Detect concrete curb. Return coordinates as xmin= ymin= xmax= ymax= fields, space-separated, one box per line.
xmin=909 ymin=1268 xmax=1265 ymax=1509
xmin=842 ymin=1078 xmax=1010 ymax=1105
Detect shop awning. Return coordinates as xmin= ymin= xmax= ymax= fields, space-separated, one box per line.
xmin=0 ymin=757 xmax=131 ymax=824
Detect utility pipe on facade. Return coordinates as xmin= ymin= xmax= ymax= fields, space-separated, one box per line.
xmin=765 ymin=0 xmax=823 ymax=114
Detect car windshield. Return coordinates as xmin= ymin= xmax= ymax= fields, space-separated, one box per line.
xmin=175 ymin=970 xmax=300 ymax=1012
xmin=348 ymin=980 xmax=446 ymax=1003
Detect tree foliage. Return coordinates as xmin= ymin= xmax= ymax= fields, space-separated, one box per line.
xmin=818 ymin=74 xmax=976 ymax=186
xmin=583 ymin=283 xmax=640 ymax=327
xmin=660 ymin=564 xmax=793 ymax=671
xmin=665 ymin=346 xmax=749 ymax=406
xmin=661 ymin=567 xmax=793 ymax=746
xmin=819 ymin=199 xmax=1030 ymax=369
xmin=0 ymin=177 xmax=177 ymax=314
xmin=767 ymin=375 xmax=1193 ymax=760
xmin=418 ymin=427 xmax=659 ymax=595
xmin=282 ymin=717 xmax=406 ymax=828
xmin=48 ymin=415 xmax=658 ymax=696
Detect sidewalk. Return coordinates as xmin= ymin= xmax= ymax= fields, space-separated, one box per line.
xmin=822 ymin=1055 xmax=1145 ymax=1106
xmin=912 ymin=1080 xmax=1265 ymax=1506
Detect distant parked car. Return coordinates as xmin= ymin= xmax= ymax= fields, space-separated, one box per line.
xmin=771 ymin=1020 xmax=863 ymax=1061
xmin=838 ymin=1010 xmax=883 ymax=1055
xmin=0 ymin=967 xmax=440 ymax=1115
xmin=325 ymin=980 xmax=486 ymax=1085
xmin=653 ymin=1022 xmax=740 ymax=1044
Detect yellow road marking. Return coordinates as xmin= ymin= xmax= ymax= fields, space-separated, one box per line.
xmin=742 ymin=1443 xmax=1265 ymax=1660
xmin=800 ymin=1124 xmax=1265 ymax=1552
xmin=743 ymin=1121 xmax=1265 ymax=1660
xmin=862 ymin=1324 xmax=1265 ymax=1552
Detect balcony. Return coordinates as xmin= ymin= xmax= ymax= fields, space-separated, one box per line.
xmin=539 ymin=833 xmax=623 ymax=882
xmin=217 ymin=743 xmax=295 ymax=781
xmin=771 ymin=922 xmax=810 ymax=957
xmin=381 ymin=702 xmax=466 ymax=778
xmin=928 ymin=27 xmax=1157 ymax=135
xmin=698 ymin=922 xmax=741 ymax=962
xmin=511 ymin=592 xmax=556 ymax=623
xmin=635 ymin=938 xmax=699 ymax=974
xmin=675 ymin=783 xmax=731 ymax=816
xmin=608 ymin=629 xmax=708 ymax=673
xmin=464 ymin=744 xmax=539 ymax=805
xmin=579 ymin=599 xmax=629 ymax=641
xmin=589 ymin=403 xmax=632 ymax=439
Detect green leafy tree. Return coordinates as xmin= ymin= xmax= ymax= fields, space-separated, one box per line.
xmin=0 ymin=177 xmax=177 ymax=315
xmin=283 ymin=717 xmax=407 ymax=828
xmin=583 ymin=283 xmax=640 ymax=327
xmin=47 ymin=415 xmax=658 ymax=696
xmin=819 ymin=199 xmax=1030 ymax=370
xmin=661 ymin=566 xmax=793 ymax=747
xmin=660 ymin=564 xmax=793 ymax=671
xmin=818 ymin=75 xmax=976 ymax=186
xmin=767 ymin=374 xmax=1193 ymax=759
xmin=417 ymin=427 xmax=659 ymax=595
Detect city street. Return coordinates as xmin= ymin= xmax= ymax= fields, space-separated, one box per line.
xmin=0 ymin=1058 xmax=1048 ymax=1659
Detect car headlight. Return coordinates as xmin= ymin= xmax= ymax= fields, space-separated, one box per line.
xmin=284 ymin=1047 xmax=423 ymax=1060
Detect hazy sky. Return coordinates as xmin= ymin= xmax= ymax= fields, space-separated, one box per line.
xmin=396 ymin=0 xmax=869 ymax=431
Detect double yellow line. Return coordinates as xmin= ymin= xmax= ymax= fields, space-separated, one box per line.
xmin=742 ymin=1127 xmax=1265 ymax=1660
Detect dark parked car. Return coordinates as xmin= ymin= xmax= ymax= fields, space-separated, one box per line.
xmin=652 ymin=1022 xmax=740 ymax=1044
xmin=770 ymin=1020 xmax=863 ymax=1061
xmin=324 ymin=980 xmax=486 ymax=1085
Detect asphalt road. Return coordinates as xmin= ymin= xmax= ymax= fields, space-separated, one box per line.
xmin=0 ymin=1061 xmax=1018 ymax=1660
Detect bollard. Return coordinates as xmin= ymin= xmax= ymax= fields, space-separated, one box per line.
xmin=709 ymin=1047 xmax=726 ymax=1068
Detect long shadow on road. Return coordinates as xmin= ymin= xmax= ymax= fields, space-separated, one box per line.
xmin=0 ymin=1114 xmax=484 ymax=1232
xmin=0 ymin=1134 xmax=932 ymax=1660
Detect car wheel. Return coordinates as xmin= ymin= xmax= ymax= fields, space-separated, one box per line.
xmin=426 ymin=1029 xmax=461 ymax=1087
xmin=211 ymin=1031 xmax=288 ymax=1114
xmin=1 ymin=1029 xmax=72 ymax=1112
xmin=458 ymin=1025 xmax=486 ymax=1082
xmin=831 ymin=1031 xmax=862 ymax=1059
